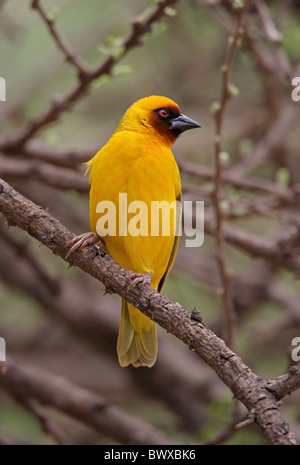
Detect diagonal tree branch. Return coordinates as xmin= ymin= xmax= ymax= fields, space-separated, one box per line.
xmin=0 ymin=177 xmax=299 ymax=445
xmin=0 ymin=223 xmax=210 ymax=431
xmin=0 ymin=155 xmax=88 ymax=193
xmin=15 ymin=395 xmax=72 ymax=445
xmin=0 ymin=359 xmax=174 ymax=445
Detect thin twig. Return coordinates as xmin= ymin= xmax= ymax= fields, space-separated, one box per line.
xmin=0 ymin=222 xmax=60 ymax=295
xmin=0 ymin=0 xmax=180 ymax=151
xmin=31 ymin=0 xmax=89 ymax=78
xmin=255 ymin=0 xmax=292 ymax=81
xmin=212 ymin=0 xmax=252 ymax=348
xmin=16 ymin=396 xmax=72 ymax=445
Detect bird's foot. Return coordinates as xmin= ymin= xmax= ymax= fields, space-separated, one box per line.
xmin=126 ymin=272 xmax=152 ymax=291
xmin=66 ymin=232 xmax=105 ymax=259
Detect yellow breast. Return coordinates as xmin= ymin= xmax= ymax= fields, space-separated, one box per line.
xmin=88 ymin=130 xmax=181 ymax=289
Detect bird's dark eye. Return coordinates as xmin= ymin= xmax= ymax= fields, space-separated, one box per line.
xmin=158 ymin=109 xmax=169 ymax=118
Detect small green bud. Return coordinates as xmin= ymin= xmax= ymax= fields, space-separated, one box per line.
xmin=165 ymin=6 xmax=177 ymax=16
xmin=219 ymin=199 xmax=230 ymax=214
xmin=219 ymin=151 xmax=231 ymax=166
xmin=276 ymin=167 xmax=290 ymax=187
xmin=233 ymin=0 xmax=244 ymax=9
xmin=94 ymin=74 xmax=111 ymax=87
xmin=227 ymin=82 xmax=240 ymax=97
xmin=113 ymin=64 xmax=133 ymax=76
xmin=211 ymin=101 xmax=221 ymax=114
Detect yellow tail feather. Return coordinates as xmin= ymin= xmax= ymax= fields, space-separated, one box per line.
xmin=117 ymin=300 xmax=157 ymax=368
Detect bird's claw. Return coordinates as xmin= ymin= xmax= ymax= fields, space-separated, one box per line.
xmin=126 ymin=272 xmax=152 ymax=291
xmin=66 ymin=232 xmax=104 ymax=259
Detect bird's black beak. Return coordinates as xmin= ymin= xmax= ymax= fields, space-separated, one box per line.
xmin=170 ymin=113 xmax=202 ymax=133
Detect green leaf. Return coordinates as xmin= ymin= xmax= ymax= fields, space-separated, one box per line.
xmin=152 ymin=21 xmax=168 ymax=35
xmin=227 ymin=82 xmax=240 ymax=97
xmin=113 ymin=64 xmax=133 ymax=76
xmin=219 ymin=198 xmax=230 ymax=215
xmin=210 ymin=101 xmax=221 ymax=114
xmin=94 ymin=74 xmax=111 ymax=88
xmin=232 ymin=0 xmax=245 ymax=9
xmin=275 ymin=167 xmax=290 ymax=187
xmin=48 ymin=6 xmax=61 ymax=22
xmin=97 ymin=36 xmax=125 ymax=59
xmin=165 ymin=7 xmax=177 ymax=17
xmin=219 ymin=151 xmax=231 ymax=166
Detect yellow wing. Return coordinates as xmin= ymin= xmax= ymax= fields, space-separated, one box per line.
xmin=158 ymin=191 xmax=181 ymax=293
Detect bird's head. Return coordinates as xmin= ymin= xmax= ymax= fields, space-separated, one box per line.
xmin=115 ymin=95 xmax=201 ymax=146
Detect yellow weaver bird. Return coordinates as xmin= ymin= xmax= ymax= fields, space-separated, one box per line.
xmin=67 ymin=96 xmax=201 ymax=367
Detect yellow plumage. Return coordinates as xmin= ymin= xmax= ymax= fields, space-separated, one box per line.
xmin=85 ymin=95 xmax=200 ymax=367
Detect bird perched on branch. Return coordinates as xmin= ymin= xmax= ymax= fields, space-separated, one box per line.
xmin=67 ymin=95 xmax=201 ymax=367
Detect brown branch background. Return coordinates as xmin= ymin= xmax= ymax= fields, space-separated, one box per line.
xmin=0 ymin=0 xmax=300 ymax=446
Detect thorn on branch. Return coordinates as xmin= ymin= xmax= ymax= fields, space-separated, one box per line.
xmin=190 ymin=309 xmax=203 ymax=322
xmin=103 ymin=286 xmax=115 ymax=296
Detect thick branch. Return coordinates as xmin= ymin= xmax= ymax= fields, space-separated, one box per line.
xmin=0 ymin=155 xmax=88 ymax=193
xmin=180 ymin=161 xmax=296 ymax=204
xmin=0 ymin=226 xmax=210 ymax=431
xmin=0 ymin=177 xmax=299 ymax=445
xmin=0 ymin=360 xmax=174 ymax=445
xmin=265 ymin=367 xmax=300 ymax=401
xmin=204 ymin=218 xmax=300 ymax=276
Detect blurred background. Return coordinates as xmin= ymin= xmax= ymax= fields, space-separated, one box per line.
xmin=0 ymin=0 xmax=300 ymax=445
